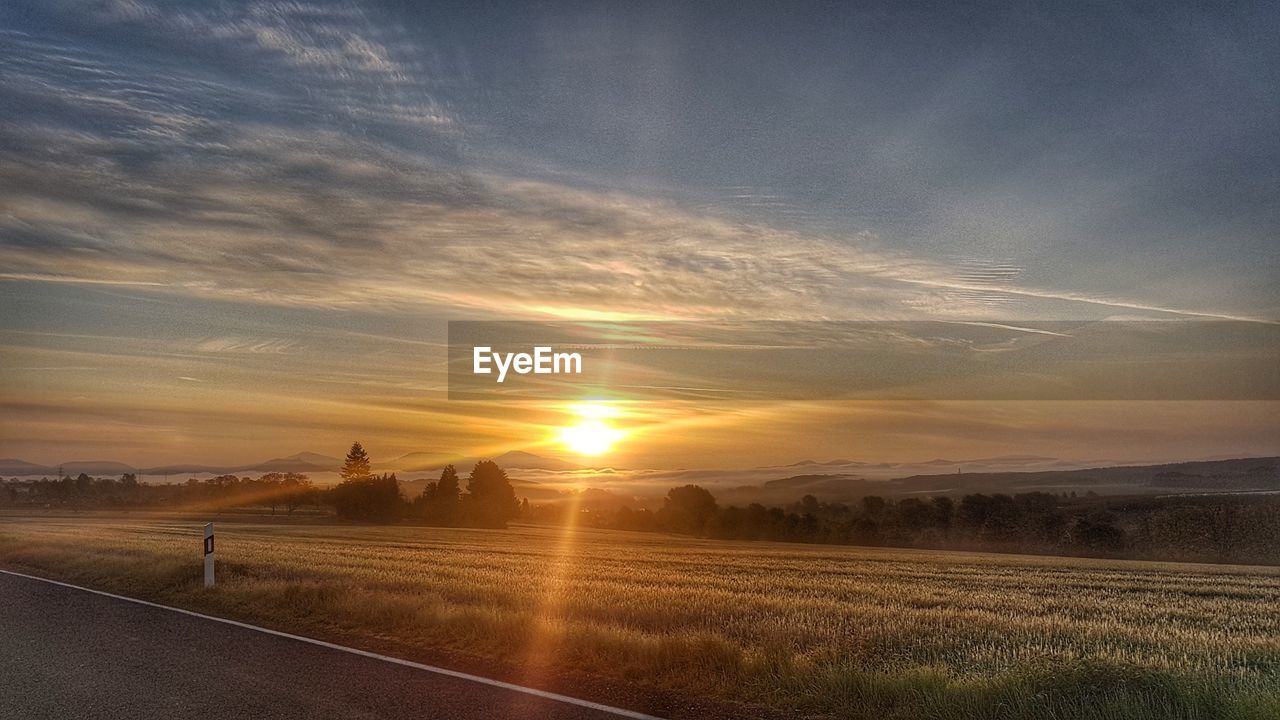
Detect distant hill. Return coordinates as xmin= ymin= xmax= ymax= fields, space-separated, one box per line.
xmin=720 ymin=474 xmax=873 ymax=507
xmin=138 ymin=464 xmax=231 ymax=476
xmin=0 ymin=448 xmax=578 ymax=480
xmin=773 ymin=459 xmax=869 ymax=468
xmin=888 ymin=457 xmax=1280 ymax=495
xmin=379 ymin=452 xmax=440 ymax=471
xmin=249 ymin=452 xmax=341 ymax=473
xmin=493 ymin=451 xmax=577 ymax=471
xmin=918 ymin=455 xmax=1060 ymax=467
xmin=0 ymin=459 xmax=56 ymax=477
xmin=721 ymin=457 xmax=1280 ymax=506
xmin=2 ymin=459 xmax=141 ymax=478
xmin=758 ymin=455 xmax=1093 ymax=479
xmin=763 ymin=473 xmax=861 ymax=489
xmin=140 ymin=452 xmax=342 ymax=476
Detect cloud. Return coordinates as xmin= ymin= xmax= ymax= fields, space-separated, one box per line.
xmin=3 ymin=0 xmax=1271 ymax=330
xmin=193 ymin=337 xmax=296 ymax=354
xmin=0 ymin=120 xmax=1264 ymax=323
xmin=2 ymin=0 xmax=1276 ymax=472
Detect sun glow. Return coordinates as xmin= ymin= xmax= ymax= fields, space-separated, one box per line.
xmin=558 ymin=402 xmax=626 ymax=456
xmin=560 ymin=419 xmax=622 ymax=456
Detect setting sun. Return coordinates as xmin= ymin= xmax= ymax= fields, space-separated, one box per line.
xmin=556 ymin=403 xmax=626 ymax=456
xmin=559 ymin=418 xmax=624 ymax=456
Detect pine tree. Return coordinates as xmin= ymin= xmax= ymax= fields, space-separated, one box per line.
xmin=418 ymin=465 xmax=461 ymax=525
xmin=436 ymin=465 xmax=461 ymax=504
xmin=341 ymin=441 xmax=372 ymax=481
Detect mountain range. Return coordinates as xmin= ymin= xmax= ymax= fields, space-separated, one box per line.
xmin=0 ymin=450 xmax=580 ymax=478
xmin=716 ymin=456 xmax=1280 ymax=506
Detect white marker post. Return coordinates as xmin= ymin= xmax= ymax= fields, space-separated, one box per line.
xmin=203 ymin=522 xmax=215 ymax=588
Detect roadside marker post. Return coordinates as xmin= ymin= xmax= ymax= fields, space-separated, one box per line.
xmin=203 ymin=522 xmax=215 ymax=588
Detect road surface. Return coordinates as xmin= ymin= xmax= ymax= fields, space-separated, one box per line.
xmin=0 ymin=571 xmax=660 ymax=720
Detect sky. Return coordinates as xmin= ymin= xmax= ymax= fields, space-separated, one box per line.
xmin=0 ymin=0 xmax=1277 ymax=470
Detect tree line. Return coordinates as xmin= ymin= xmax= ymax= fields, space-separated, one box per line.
xmin=0 ymin=441 xmax=521 ymax=529
xmin=588 ymin=485 xmax=1280 ymax=565
xmin=7 ymin=445 xmax=1276 ymax=563
xmin=1 ymin=470 xmax=319 ymax=514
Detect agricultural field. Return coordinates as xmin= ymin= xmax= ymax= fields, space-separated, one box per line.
xmin=1 ymin=514 xmax=1277 ymax=719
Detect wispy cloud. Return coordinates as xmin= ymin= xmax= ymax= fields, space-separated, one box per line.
xmin=3 ymin=116 xmax=1257 ymax=323
xmin=193 ymin=336 xmax=296 ymax=354
xmin=2 ymin=1 xmax=1270 ymax=326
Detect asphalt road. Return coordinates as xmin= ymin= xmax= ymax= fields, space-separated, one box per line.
xmin=0 ymin=571 xmax=660 ymax=720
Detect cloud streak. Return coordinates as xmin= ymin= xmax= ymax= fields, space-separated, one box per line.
xmin=4 ymin=1 xmax=1271 ymax=326
xmin=3 ymin=119 xmax=1261 ymax=323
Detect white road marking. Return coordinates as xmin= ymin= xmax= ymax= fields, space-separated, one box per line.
xmin=0 ymin=569 xmax=665 ymax=720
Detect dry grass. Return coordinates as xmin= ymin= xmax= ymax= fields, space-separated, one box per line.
xmin=2 ymin=514 xmax=1278 ymax=719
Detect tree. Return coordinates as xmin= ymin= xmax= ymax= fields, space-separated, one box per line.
xmin=895 ymin=498 xmax=933 ymax=533
xmin=800 ymin=494 xmax=820 ymax=514
xmin=978 ymin=494 xmax=1022 ymax=544
xmin=465 ymin=460 xmax=518 ymax=528
xmin=329 ymin=473 xmax=404 ymax=522
xmin=658 ymin=485 xmax=718 ymax=535
xmin=341 ymin=441 xmax=372 ymax=481
xmin=850 ymin=517 xmax=881 ymax=546
xmin=436 ymin=465 xmax=461 ymax=505
xmin=281 ymin=473 xmax=314 ymax=514
xmin=860 ymin=496 xmax=887 ymax=518
xmin=208 ymin=474 xmax=239 ymax=488
xmin=418 ymin=465 xmax=461 ymax=524
xmin=258 ymin=472 xmax=286 ymax=513
xmin=931 ymin=496 xmax=955 ymax=527
xmin=1068 ymin=516 xmax=1125 ymax=555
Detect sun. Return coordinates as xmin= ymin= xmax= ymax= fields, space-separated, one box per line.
xmin=559 ymin=419 xmax=623 ymax=456
xmin=557 ymin=402 xmax=626 ymax=456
